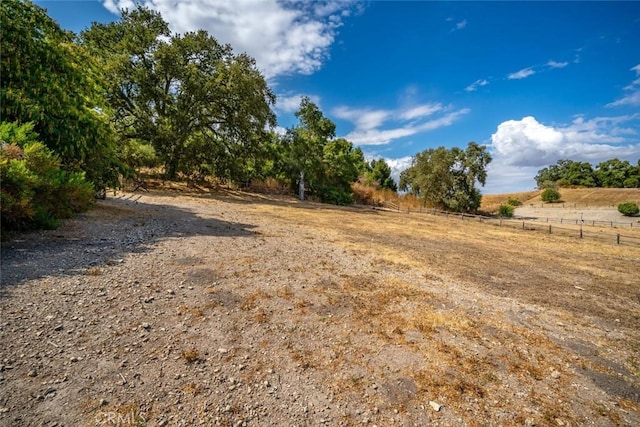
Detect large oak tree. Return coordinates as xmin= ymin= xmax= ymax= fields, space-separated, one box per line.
xmin=81 ymin=6 xmax=276 ymax=180
xmin=400 ymin=142 xmax=492 ymax=213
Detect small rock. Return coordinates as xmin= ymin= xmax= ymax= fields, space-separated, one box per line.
xmin=217 ymin=348 xmax=228 ymax=354
xmin=99 ymin=398 xmax=108 ymax=406
xmin=551 ymin=371 xmax=561 ymax=379
xmin=143 ymin=296 xmax=154 ymax=303
xmin=167 ymin=289 xmax=175 ymax=295
xmin=429 ymin=401 xmax=442 ymax=412
xmin=54 ymin=324 xmax=63 ymax=332
xmin=70 ymin=356 xmax=78 ymax=363
xmin=28 ymin=369 xmax=37 ymax=377
xmin=141 ymin=322 xmax=151 ymax=330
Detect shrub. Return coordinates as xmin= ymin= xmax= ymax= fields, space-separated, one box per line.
xmin=507 ymin=198 xmax=522 ymax=207
xmin=1 ymin=122 xmax=95 ymax=231
xmin=618 ymin=202 xmax=639 ymax=217
xmin=498 ymin=204 xmax=514 ymax=218
xmin=316 ymin=185 xmax=354 ymax=206
xmin=541 ymin=188 xmax=561 ymax=203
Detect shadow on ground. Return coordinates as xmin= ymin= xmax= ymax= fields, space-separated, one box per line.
xmin=0 ymin=196 xmax=258 ymax=289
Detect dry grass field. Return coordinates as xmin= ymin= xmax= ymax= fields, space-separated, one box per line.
xmin=1 ymin=187 xmax=639 ymax=426
xmin=481 ymin=188 xmax=640 ymax=213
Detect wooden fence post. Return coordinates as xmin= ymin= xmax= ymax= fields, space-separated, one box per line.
xmin=548 ymin=225 xmax=552 ymax=234
xmin=579 ymin=225 xmax=583 ymax=239
xmin=617 ymin=233 xmax=620 ymax=245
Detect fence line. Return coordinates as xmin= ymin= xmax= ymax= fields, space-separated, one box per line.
xmin=513 ymin=215 xmax=635 ymax=228
xmin=397 ymin=207 xmax=640 ymax=247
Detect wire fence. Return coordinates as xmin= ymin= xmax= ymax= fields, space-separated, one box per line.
xmin=381 ymin=203 xmax=640 ymax=247
xmin=513 ymin=215 xmax=636 ymax=229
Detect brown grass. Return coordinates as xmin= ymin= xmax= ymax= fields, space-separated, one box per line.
xmin=180 ymin=348 xmax=200 ymax=364
xmin=480 ymin=190 xmax=540 ymax=213
xmin=530 ymin=187 xmax=640 ymax=206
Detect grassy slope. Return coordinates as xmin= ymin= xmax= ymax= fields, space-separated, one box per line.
xmin=482 ymin=188 xmax=640 ymax=213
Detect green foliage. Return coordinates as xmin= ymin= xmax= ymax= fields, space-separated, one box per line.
xmin=1 ymin=122 xmax=94 ymax=231
xmin=507 ymin=198 xmax=522 ymax=207
xmin=81 ymin=7 xmax=275 ymax=181
xmin=1 ymin=0 xmax=118 ymax=185
xmin=118 ymin=140 xmax=158 ymax=170
xmin=399 ymin=142 xmax=491 ymax=213
xmin=617 ymin=202 xmax=639 ymax=217
xmin=541 ymin=188 xmax=561 ymax=203
xmin=536 ymin=158 xmax=640 ymax=189
xmin=364 ymin=158 xmax=397 ymax=192
xmin=498 ymin=204 xmax=515 ymax=218
xmin=282 ymin=98 xmax=366 ymax=204
xmin=315 ymin=185 xmax=354 ymax=206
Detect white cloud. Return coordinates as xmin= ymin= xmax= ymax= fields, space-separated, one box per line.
xmin=507 ymin=60 xmax=569 ymax=81
xmin=333 ymin=107 xmax=391 ymax=131
xmin=384 ymin=156 xmax=413 ymax=184
xmin=341 ymin=108 xmax=470 ymax=146
xmin=607 ymin=64 xmax=640 ymax=107
xmin=398 ymin=104 xmax=442 ymax=121
xmin=102 ymin=0 xmax=360 ymax=79
xmin=547 ymin=60 xmax=568 ymax=69
xmin=276 ymin=93 xmax=321 ymax=113
xmin=465 ymin=79 xmax=489 ymax=92
xmin=103 ymin=0 xmax=135 ymax=14
xmin=507 ymin=67 xmax=535 ymax=80
xmin=483 ymin=163 xmax=540 ymax=194
xmin=490 ymin=115 xmax=640 ymax=168
xmin=485 ymin=114 xmax=640 ymax=193
xmin=451 ymin=19 xmax=467 ymax=31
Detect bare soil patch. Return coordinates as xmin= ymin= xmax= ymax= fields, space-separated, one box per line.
xmin=1 ymin=190 xmax=639 ymax=426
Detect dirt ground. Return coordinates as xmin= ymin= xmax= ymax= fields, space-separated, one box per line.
xmin=1 ymin=190 xmax=639 ymax=426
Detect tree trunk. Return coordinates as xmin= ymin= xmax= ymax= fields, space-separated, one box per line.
xmin=298 ymin=170 xmax=305 ymax=201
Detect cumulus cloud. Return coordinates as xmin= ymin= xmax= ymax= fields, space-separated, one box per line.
xmin=385 ymin=156 xmax=413 ymax=184
xmin=490 ymin=115 xmax=640 ymax=167
xmin=334 ymin=104 xmax=469 ymax=146
xmin=465 ymin=79 xmax=489 ymax=92
xmin=102 ymin=0 xmax=360 ymax=79
xmin=507 ymin=67 xmax=535 ymax=80
xmin=485 ymin=114 xmax=640 ymax=193
xmin=607 ymin=64 xmax=640 ymax=107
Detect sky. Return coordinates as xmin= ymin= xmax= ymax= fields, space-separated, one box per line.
xmin=34 ymin=0 xmax=640 ymax=194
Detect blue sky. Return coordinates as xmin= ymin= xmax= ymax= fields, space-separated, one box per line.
xmin=35 ymin=0 xmax=640 ymax=193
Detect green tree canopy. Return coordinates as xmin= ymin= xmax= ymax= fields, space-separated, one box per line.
xmin=365 ymin=158 xmax=398 ymax=192
xmin=535 ymin=158 xmax=639 ymax=189
xmin=1 ymin=0 xmax=118 ymax=184
xmin=399 ymin=142 xmax=491 ymax=213
xmin=284 ymin=98 xmax=366 ymax=204
xmin=595 ymin=158 xmax=637 ymax=188
xmin=285 ymin=97 xmax=336 ymax=200
xmin=80 ymin=6 xmax=276 ymax=180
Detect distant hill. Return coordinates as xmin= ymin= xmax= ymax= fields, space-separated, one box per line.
xmin=481 ymin=188 xmax=640 ymax=213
